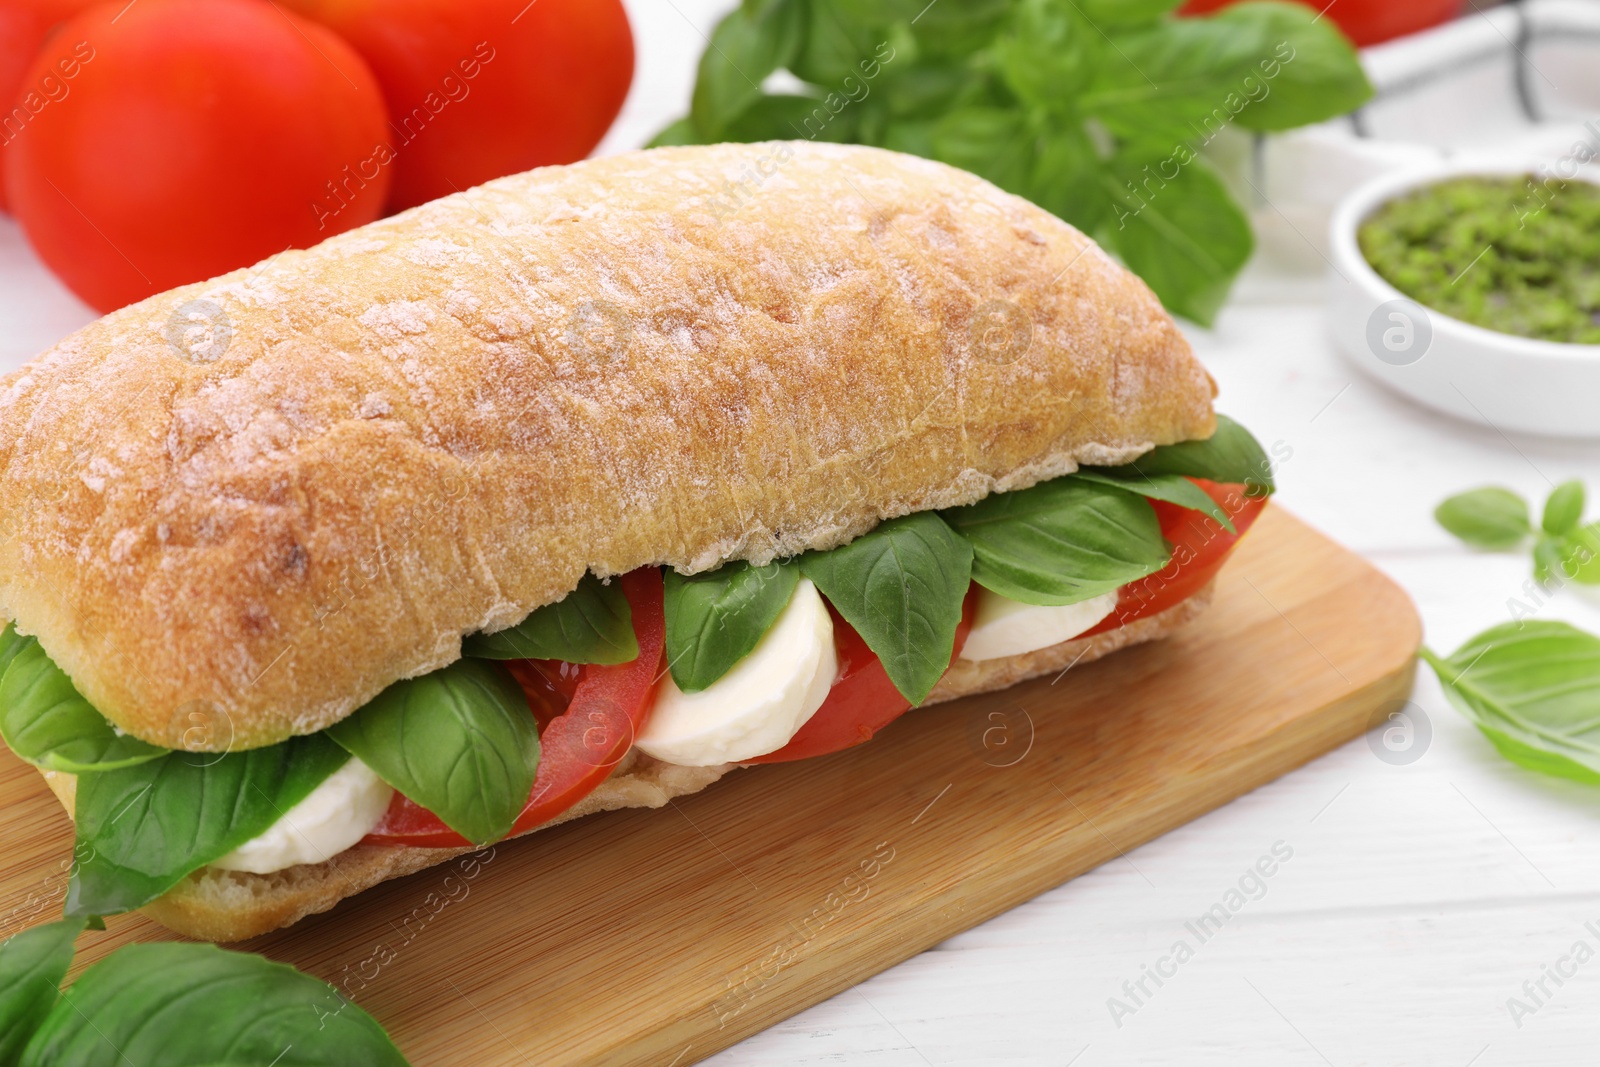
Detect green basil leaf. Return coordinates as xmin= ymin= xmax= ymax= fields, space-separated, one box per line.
xmin=0 ymin=622 xmax=30 ymax=683
xmin=0 ymin=918 xmax=85 ymax=1064
xmin=19 ymin=942 xmax=408 ymax=1067
xmin=880 ymin=62 xmax=971 ymax=121
xmin=1071 ymin=469 xmax=1235 ymax=532
xmin=995 ymin=0 xmax=1096 ymax=109
xmin=1119 ymin=414 xmax=1276 ymax=495
xmin=1422 ymin=622 xmax=1600 ymax=784
xmin=1568 ymin=525 xmax=1600 ymax=584
xmin=67 ymin=734 xmax=349 ymax=917
xmin=723 ymin=94 xmax=861 ymax=143
xmin=944 ymin=478 xmax=1168 ymax=607
xmin=1076 ymin=0 xmax=1182 ymax=27
xmin=1102 ymin=150 xmax=1252 ymax=325
xmin=665 ymin=561 xmax=800 ymax=692
xmin=327 ymin=660 xmax=538 ymax=846
xmin=690 ymin=0 xmax=806 ymax=138
xmin=0 ymin=638 xmax=166 ymax=774
xmin=1434 ymin=487 xmax=1532 ymax=550
xmin=464 ymin=572 xmax=637 ymax=664
xmin=1543 ymin=480 xmax=1585 ymax=537
xmin=1211 ymin=2 xmax=1373 ymax=133
xmin=646 ymin=117 xmax=701 ymax=147
xmin=793 ymin=0 xmax=878 ymax=85
xmin=1532 ymin=535 xmax=1565 ymax=586
xmin=906 ymin=0 xmax=1010 ymax=60
xmin=1028 ymin=125 xmax=1110 ymax=236
xmin=801 ymin=513 xmax=971 ymax=704
xmin=931 ymin=106 xmax=1032 ymax=195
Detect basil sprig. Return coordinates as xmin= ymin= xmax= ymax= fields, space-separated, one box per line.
xmin=944 ymin=477 xmax=1168 ymax=607
xmin=11 ymin=935 xmax=407 ymax=1067
xmin=801 ymin=513 xmax=972 ymax=705
xmin=1435 ymin=480 xmax=1600 ymax=584
xmin=659 ymin=0 xmax=1370 ymax=324
xmin=328 ymin=660 xmax=538 ymax=845
xmin=67 ymin=735 xmax=350 ymax=917
xmin=1423 ymin=621 xmax=1600 ymax=783
xmin=0 ymin=918 xmax=87 ymax=1065
xmin=665 ymin=561 xmax=800 ymax=692
xmin=464 ymin=572 xmax=638 ymax=664
xmin=1105 ymin=415 xmax=1275 ymax=496
xmin=0 ymin=632 xmax=165 ymax=773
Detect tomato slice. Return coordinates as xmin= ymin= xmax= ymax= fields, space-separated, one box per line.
xmin=1082 ymin=479 xmax=1267 ymax=637
xmin=362 ymin=568 xmax=665 ymax=847
xmin=743 ymin=586 xmax=979 ymax=765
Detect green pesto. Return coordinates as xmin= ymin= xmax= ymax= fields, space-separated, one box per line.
xmin=1358 ymin=175 xmax=1600 ymax=345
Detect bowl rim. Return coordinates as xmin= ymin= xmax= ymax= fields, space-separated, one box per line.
xmin=1328 ymin=157 xmax=1600 ymax=361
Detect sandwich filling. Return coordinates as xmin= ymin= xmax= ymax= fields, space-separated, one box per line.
xmin=0 ymin=417 xmax=1275 ymax=919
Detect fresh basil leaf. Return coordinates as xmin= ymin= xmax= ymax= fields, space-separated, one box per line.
xmin=19 ymin=942 xmax=408 ymax=1067
xmin=1077 ymin=0 xmax=1182 ymax=27
xmin=647 ymin=117 xmax=701 ymax=147
xmin=1543 ymin=480 xmax=1585 ymax=537
xmin=801 ymin=513 xmax=971 ymax=704
xmin=1532 ymin=535 xmax=1565 ymax=585
xmin=944 ymin=478 xmax=1168 ymax=607
xmin=1568 ymin=525 xmax=1600 ymax=584
xmin=464 ymin=572 xmax=637 ymax=664
xmin=1103 ymin=150 xmax=1252 ymax=326
xmin=666 ymin=561 xmax=800 ymax=692
xmin=1119 ymin=414 xmax=1277 ymax=495
xmin=1422 ymin=622 xmax=1600 ymax=784
xmin=690 ymin=0 xmax=805 ymax=138
xmin=0 ymin=918 xmax=85 ymax=1064
xmin=880 ymin=62 xmax=971 ymax=121
xmin=907 ymin=0 xmax=1010 ymax=60
xmin=328 ymin=660 xmax=538 ymax=846
xmin=724 ymin=94 xmax=862 ymax=143
xmin=931 ymin=106 xmax=1032 ymax=195
xmin=995 ymin=0 xmax=1096 ymax=109
xmin=793 ymin=0 xmax=878 ymax=85
xmin=0 ymin=638 xmax=166 ymax=774
xmin=1080 ymin=20 xmax=1267 ymax=145
xmin=1071 ymin=469 xmax=1235 ymax=533
xmin=67 ymin=734 xmax=349 ymax=917
xmin=1434 ymin=487 xmax=1531 ymax=550
xmin=1212 ymin=2 xmax=1373 ymax=133
xmin=1028 ymin=125 xmax=1110 ymax=236
xmin=0 ymin=622 xmax=29 ymax=683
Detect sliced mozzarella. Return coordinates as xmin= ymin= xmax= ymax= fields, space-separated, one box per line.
xmin=636 ymin=577 xmax=837 ymax=766
xmin=958 ymin=587 xmax=1120 ymax=662
xmin=212 ymin=755 xmax=393 ymax=874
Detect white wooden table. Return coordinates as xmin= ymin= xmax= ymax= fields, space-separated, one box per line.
xmin=5 ymin=2 xmax=1600 ymax=1062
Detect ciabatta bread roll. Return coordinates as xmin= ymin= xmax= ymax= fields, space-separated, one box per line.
xmin=0 ymin=141 xmax=1212 ymax=752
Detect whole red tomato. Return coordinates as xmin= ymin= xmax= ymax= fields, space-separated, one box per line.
xmin=281 ymin=0 xmax=634 ymax=211
xmin=1180 ymin=0 xmax=1458 ymax=47
xmin=0 ymin=0 xmax=98 ymax=213
xmin=5 ymin=0 xmax=391 ymax=312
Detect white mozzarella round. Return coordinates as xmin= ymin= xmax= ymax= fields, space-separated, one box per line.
xmin=958 ymin=587 xmax=1120 ymax=662
xmin=636 ymin=577 xmax=837 ymax=767
xmin=212 ymin=755 xmax=394 ymax=874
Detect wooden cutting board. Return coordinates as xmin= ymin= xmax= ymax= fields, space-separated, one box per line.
xmin=0 ymin=506 xmax=1419 ymax=1066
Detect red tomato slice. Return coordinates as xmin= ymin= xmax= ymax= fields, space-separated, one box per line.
xmin=743 ymin=587 xmax=979 ymax=765
xmin=363 ymin=568 xmax=665 ymax=847
xmin=1081 ymin=479 xmax=1266 ymax=637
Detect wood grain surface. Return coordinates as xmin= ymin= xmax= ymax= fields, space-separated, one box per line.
xmin=0 ymin=505 xmax=1419 ymax=1067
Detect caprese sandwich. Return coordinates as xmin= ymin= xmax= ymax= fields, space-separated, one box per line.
xmin=0 ymin=141 xmax=1273 ymax=941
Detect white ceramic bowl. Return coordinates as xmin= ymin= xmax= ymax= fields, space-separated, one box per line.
xmin=1328 ymin=160 xmax=1600 ymax=438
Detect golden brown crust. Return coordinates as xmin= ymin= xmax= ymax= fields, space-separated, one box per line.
xmin=0 ymin=141 xmax=1213 ymax=751
xmin=38 ymin=586 xmax=1211 ymax=942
